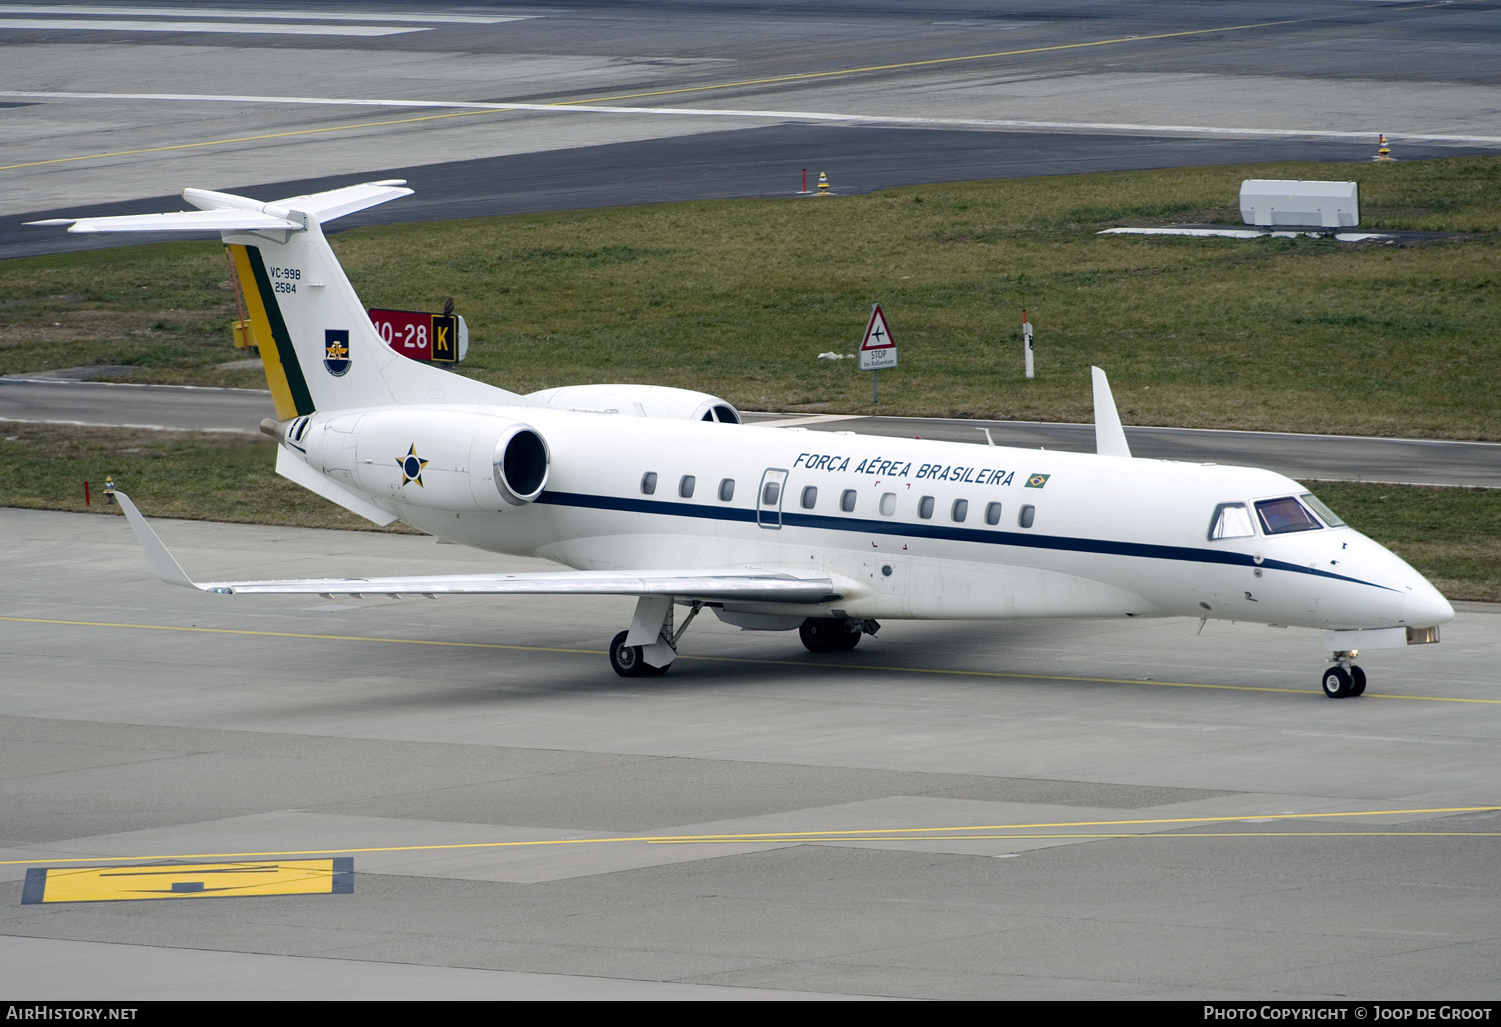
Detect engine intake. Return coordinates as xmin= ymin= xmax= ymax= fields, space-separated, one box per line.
xmin=494 ymin=424 xmax=549 ymax=505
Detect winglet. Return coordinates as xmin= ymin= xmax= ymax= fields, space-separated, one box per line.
xmin=1090 ymin=366 xmax=1131 ymax=458
xmin=114 ymin=492 xmax=204 ymax=591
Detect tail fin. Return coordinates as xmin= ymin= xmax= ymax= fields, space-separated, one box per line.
xmin=32 ymin=182 xmax=535 ymax=417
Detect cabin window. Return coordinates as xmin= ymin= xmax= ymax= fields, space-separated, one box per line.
xmin=1018 ymin=504 xmax=1035 ymax=529
xmin=841 ymin=489 xmax=857 ymax=513
xmin=1300 ymin=493 xmax=1346 ymax=527
xmin=952 ymin=499 xmax=969 ymax=523
xmin=641 ymin=472 xmax=658 ymax=496
xmin=762 ymin=481 xmax=781 ymax=505
xmin=1208 ymin=502 xmax=1255 ymax=540
xmin=918 ymin=495 xmax=935 ymax=520
xmin=1256 ymin=496 xmax=1321 ymax=535
xmin=801 ymin=486 xmax=818 ymax=509
xmin=718 ymin=478 xmax=735 ymax=502
xmin=879 ymin=492 xmax=896 ymax=516
xmin=985 ymin=502 xmax=1002 ymax=526
xmin=679 ymin=475 xmax=696 ymax=499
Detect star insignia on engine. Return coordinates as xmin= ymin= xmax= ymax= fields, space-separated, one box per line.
xmin=397 ymin=444 xmax=428 ymax=487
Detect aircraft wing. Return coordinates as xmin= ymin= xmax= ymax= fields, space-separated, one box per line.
xmin=115 ymin=492 xmax=839 ymax=603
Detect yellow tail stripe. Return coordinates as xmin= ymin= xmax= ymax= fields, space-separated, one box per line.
xmin=229 ymin=243 xmax=298 ymax=420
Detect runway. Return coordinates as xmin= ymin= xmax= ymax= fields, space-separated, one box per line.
xmin=4 ymin=0 xmax=1501 ymax=259
xmin=1 ymin=508 xmax=1498 ymax=999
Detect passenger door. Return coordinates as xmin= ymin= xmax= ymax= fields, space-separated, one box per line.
xmin=757 ymin=468 xmax=788 ymax=529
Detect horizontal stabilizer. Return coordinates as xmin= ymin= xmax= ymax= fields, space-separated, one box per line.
xmin=268 ymin=181 xmax=412 ymax=221
xmin=30 ymin=180 xmax=412 ymax=234
xmin=29 ymin=209 xmax=303 ymax=234
xmin=114 ymin=492 xmax=838 ymax=603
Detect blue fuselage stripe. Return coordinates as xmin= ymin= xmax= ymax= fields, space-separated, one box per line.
xmin=533 ymin=490 xmax=1394 ymax=592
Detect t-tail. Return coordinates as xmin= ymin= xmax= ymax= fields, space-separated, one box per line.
xmin=30 ymin=182 xmax=532 ymax=416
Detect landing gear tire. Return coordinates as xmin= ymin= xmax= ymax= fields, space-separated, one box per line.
xmin=1322 ymin=666 xmax=1353 ymax=698
xmin=1349 ymin=666 xmax=1367 ymax=697
xmin=800 ymin=618 xmax=860 ymax=653
xmin=610 ymin=630 xmax=647 ymax=678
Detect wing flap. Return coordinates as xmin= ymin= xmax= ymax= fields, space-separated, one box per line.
xmin=198 ymin=571 xmax=837 ymax=602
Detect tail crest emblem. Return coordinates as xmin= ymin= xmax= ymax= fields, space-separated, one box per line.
xmin=323 ymin=330 xmax=351 ymax=377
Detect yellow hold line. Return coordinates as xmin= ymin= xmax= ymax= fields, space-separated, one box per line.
xmin=4 ymin=808 xmax=1495 ymax=867
xmin=5 ymin=615 xmax=1499 ymax=703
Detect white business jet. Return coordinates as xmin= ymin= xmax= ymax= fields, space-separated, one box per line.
xmin=34 ymin=182 xmax=1454 ymax=697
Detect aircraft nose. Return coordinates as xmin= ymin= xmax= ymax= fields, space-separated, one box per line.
xmin=1403 ymin=582 xmax=1455 ymax=627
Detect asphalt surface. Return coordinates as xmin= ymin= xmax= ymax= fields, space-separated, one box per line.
xmin=2 ymin=508 xmax=1498 ymax=1000
xmin=3 ymin=378 xmax=1497 ymax=488
xmin=4 ymin=126 xmax=1467 ymax=262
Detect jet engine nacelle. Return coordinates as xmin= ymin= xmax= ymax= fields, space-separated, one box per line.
xmin=526 ymin=383 xmax=740 ymax=423
xmin=302 ymin=407 xmax=549 ymax=511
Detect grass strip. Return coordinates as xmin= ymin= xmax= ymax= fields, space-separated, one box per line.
xmin=3 ymin=157 xmax=1500 ymax=438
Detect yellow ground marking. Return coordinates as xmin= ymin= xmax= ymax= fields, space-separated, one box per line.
xmin=4 ymin=615 xmax=1498 ymax=704
xmin=0 ymin=108 xmax=499 ymax=172
xmin=5 ymin=808 xmax=1494 ymax=868
xmin=561 ymin=1 xmax=1473 ymax=106
xmin=652 ymin=832 xmax=1501 ymax=844
xmin=24 ymin=859 xmax=348 ymax=903
xmin=5 ymin=612 xmax=1494 ymax=702
xmin=2 ymin=1 xmax=1471 ymax=173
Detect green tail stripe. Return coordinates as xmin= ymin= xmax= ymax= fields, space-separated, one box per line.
xmin=246 ymin=246 xmax=315 ymax=417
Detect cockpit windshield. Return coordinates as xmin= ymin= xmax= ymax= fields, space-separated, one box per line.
xmin=1299 ymin=492 xmax=1346 ymax=527
xmin=1255 ymin=496 xmax=1323 ymax=535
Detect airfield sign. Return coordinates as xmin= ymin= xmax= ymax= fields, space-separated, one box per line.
xmin=858 ymin=304 xmax=897 ymax=370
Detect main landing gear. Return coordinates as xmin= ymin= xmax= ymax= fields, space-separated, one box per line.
xmin=1321 ymin=650 xmax=1367 ymax=699
xmin=608 ymin=604 xmax=880 ymax=676
xmin=609 ymin=598 xmax=704 ymax=678
xmin=798 ymin=617 xmax=877 ymax=653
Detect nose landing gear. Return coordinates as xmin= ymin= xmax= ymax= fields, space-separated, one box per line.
xmin=1321 ymin=650 xmax=1367 ymax=698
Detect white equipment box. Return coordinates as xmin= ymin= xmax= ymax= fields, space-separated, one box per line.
xmin=1240 ymin=180 xmax=1359 ymax=228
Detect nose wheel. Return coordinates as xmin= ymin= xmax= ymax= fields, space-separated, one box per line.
xmin=1321 ymin=656 xmax=1367 ymax=698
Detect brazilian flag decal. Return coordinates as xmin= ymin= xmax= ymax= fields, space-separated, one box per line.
xmin=1025 ymin=473 xmax=1050 ymax=489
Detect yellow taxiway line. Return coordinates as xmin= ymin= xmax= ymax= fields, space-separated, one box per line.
xmin=651 ymin=832 xmax=1501 ymax=844
xmin=4 ymin=615 xmax=1498 ymax=704
xmin=0 ymin=108 xmax=501 ymax=172
xmin=3 ymin=808 xmax=1495 ymax=867
xmin=564 ymin=0 xmax=1478 ymax=106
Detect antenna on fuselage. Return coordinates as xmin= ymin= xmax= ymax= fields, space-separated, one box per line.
xmin=1091 ymin=366 xmax=1131 ymax=458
